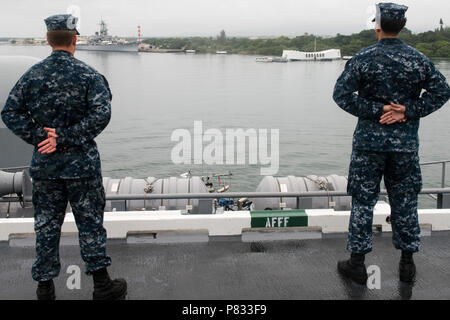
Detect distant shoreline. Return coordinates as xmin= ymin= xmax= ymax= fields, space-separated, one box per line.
xmin=2 ymin=44 xmax=450 ymax=61
xmin=141 ymin=28 xmax=450 ymax=58
xmin=3 ymin=26 xmax=450 ymax=60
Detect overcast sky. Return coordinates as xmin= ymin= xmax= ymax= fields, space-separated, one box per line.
xmin=0 ymin=0 xmax=448 ymax=38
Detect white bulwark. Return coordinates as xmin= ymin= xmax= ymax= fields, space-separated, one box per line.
xmin=282 ymin=49 xmax=341 ymax=61
xmin=1 ymin=205 xmax=450 ymax=242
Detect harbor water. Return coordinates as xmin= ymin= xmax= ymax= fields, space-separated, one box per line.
xmin=1 ymin=45 xmax=449 ymax=208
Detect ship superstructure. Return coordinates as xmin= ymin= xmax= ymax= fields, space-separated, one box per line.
xmin=76 ymin=19 xmax=138 ymax=52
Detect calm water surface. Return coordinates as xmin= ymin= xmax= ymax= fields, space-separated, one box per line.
xmin=1 ymin=45 xmax=449 ymax=207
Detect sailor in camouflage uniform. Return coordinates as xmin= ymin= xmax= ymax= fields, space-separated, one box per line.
xmin=1 ymin=14 xmax=127 ymax=299
xmin=333 ymin=3 xmax=450 ymax=284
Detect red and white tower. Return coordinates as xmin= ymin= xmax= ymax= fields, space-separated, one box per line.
xmin=137 ymin=25 xmax=142 ymax=43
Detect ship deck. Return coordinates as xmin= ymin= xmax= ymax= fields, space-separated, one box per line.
xmin=1 ymin=230 xmax=449 ymax=300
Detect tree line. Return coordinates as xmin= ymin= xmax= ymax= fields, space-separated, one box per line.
xmin=143 ymin=27 xmax=450 ymax=58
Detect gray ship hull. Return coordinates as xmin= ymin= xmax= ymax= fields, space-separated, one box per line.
xmin=77 ymin=43 xmax=138 ymax=52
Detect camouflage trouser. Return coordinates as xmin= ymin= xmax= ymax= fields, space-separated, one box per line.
xmin=31 ymin=177 xmax=111 ymax=281
xmin=346 ymin=149 xmax=422 ymax=254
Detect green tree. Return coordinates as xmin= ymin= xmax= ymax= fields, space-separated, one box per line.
xmin=217 ymin=30 xmax=226 ymax=43
xmin=435 ymin=41 xmax=450 ymax=57
xmin=142 ymin=27 xmax=450 ymax=58
xmin=415 ymin=43 xmax=434 ymax=57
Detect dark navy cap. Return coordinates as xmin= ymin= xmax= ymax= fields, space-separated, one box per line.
xmin=372 ymin=3 xmax=408 ymax=23
xmin=44 ymin=14 xmax=80 ymax=35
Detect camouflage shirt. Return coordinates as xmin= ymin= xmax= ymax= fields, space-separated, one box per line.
xmin=333 ymin=38 xmax=450 ymax=152
xmin=1 ymin=50 xmax=112 ymax=179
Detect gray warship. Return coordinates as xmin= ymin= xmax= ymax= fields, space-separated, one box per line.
xmin=0 ymin=56 xmax=449 ymax=300
xmin=76 ymin=19 xmax=138 ymax=53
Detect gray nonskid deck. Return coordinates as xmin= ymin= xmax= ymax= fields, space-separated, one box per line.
xmin=0 ymin=232 xmax=449 ymax=300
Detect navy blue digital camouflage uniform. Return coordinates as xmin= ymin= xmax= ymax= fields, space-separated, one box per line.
xmin=333 ymin=4 xmax=450 ymax=255
xmin=1 ymin=14 xmax=112 ymax=281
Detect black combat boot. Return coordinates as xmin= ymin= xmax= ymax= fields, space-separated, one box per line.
xmin=92 ymin=268 xmax=127 ymax=300
xmin=36 ymin=279 xmax=56 ymax=300
xmin=399 ymin=251 xmax=416 ymax=283
xmin=337 ymin=253 xmax=368 ymax=285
